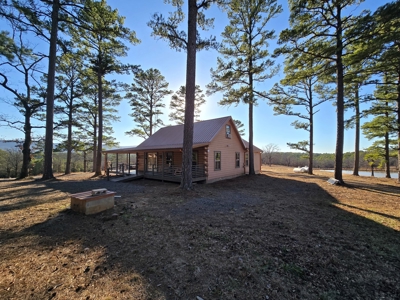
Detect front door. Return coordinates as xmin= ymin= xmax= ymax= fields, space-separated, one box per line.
xmin=147 ymin=153 xmax=158 ymax=172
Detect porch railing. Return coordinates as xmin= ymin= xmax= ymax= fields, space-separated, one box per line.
xmin=192 ymin=164 xmax=206 ymax=178
xmin=145 ymin=164 xmax=206 ymax=179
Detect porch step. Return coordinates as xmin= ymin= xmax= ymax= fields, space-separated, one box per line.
xmin=110 ymin=174 xmax=144 ymax=182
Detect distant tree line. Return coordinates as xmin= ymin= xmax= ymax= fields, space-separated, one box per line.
xmin=0 ymin=147 xmax=91 ymax=178
xmin=262 ymin=151 xmax=398 ymax=171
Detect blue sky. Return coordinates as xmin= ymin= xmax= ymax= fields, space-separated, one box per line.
xmin=0 ymin=0 xmax=390 ymax=153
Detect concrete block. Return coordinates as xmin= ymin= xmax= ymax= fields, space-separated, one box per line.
xmin=71 ymin=191 xmax=116 ymax=215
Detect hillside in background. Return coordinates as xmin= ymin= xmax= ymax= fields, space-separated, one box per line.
xmin=0 ymin=141 xmax=21 ymax=150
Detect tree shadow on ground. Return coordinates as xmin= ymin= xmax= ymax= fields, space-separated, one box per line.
xmin=0 ymin=176 xmax=147 ymax=212
xmin=1 ymin=173 xmax=399 ymax=299
xmin=336 ymin=202 xmax=400 ymax=222
xmin=344 ymin=179 xmax=400 ymax=197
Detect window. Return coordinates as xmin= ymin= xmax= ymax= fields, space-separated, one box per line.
xmin=214 ymin=151 xmax=221 ymax=170
xmin=235 ymin=152 xmax=240 ymax=168
xmin=192 ymin=151 xmax=198 ymax=165
xmin=225 ymin=124 xmax=231 ymax=138
xmin=166 ymin=152 xmax=173 ymax=166
xmin=245 ymin=153 xmax=249 ymax=166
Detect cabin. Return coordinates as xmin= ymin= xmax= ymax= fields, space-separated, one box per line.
xmin=103 ymin=116 xmax=262 ymax=183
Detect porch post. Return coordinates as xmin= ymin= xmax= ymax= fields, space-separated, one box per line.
xmin=104 ymin=153 xmax=108 ymax=175
xmin=116 ymin=154 xmax=119 ymax=175
xmin=101 ymin=152 xmax=104 ymax=174
xmin=144 ymin=152 xmax=146 ymax=176
xmin=125 ymin=154 xmax=128 ymax=175
xmin=136 ymin=152 xmax=139 ymax=175
xmin=128 ymin=153 xmax=131 ymax=175
xmin=162 ymin=151 xmax=164 ymax=182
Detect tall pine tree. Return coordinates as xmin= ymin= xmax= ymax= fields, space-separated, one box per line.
xmin=169 ymin=85 xmax=205 ymax=124
xmin=149 ymin=0 xmax=222 ymax=189
xmin=362 ymin=74 xmax=398 ymax=178
xmin=0 ymin=25 xmax=46 ymax=179
xmin=277 ymin=0 xmax=368 ymax=183
xmin=73 ymin=0 xmax=139 ymax=176
xmin=360 ymin=1 xmax=400 ymax=182
xmin=126 ymin=68 xmax=172 ymax=139
xmin=207 ymin=0 xmax=282 ymax=175
xmin=54 ymin=51 xmax=84 ymax=174
xmin=269 ymin=55 xmax=333 ymax=174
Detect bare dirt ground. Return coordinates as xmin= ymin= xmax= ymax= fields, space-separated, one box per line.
xmin=0 ymin=166 xmax=399 ymax=300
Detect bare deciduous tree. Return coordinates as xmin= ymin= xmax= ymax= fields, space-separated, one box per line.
xmin=262 ymin=143 xmax=280 ymax=166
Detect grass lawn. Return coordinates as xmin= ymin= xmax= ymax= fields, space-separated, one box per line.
xmin=0 ymin=166 xmax=399 ymax=299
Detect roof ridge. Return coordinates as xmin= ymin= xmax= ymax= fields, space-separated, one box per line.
xmin=154 ymin=116 xmax=232 ymax=131
xmin=194 ymin=116 xmax=231 ymax=123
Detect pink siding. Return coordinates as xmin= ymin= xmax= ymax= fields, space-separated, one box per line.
xmin=207 ymin=119 xmax=246 ymax=183
xmin=245 ymin=151 xmax=262 ymax=174
xmin=254 ymin=152 xmax=261 ymax=174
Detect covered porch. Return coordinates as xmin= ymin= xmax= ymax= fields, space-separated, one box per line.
xmin=137 ymin=146 xmax=208 ymax=183
xmin=103 ymin=146 xmax=209 ymax=183
xmin=103 ymin=147 xmax=140 ymax=181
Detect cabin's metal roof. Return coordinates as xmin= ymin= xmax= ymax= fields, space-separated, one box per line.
xmin=134 ymin=116 xmax=232 ymax=151
xmin=242 ymin=139 xmax=263 ymax=152
xmin=103 ymin=116 xmax=263 ymax=153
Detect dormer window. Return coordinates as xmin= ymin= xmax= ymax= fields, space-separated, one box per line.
xmin=226 ymin=124 xmax=231 ymax=138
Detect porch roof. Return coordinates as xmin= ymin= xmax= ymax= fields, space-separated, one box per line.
xmin=103 ymin=146 xmax=137 ymax=154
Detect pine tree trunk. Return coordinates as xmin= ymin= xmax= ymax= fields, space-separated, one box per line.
xmin=309 ymin=116 xmax=314 ymax=175
xmin=83 ymin=151 xmax=87 ymax=173
xmin=92 ymin=115 xmax=97 ymax=172
xmin=248 ymin=33 xmax=255 ymax=175
xmin=384 ymin=131 xmax=391 ymax=178
xmin=42 ymin=0 xmax=59 ymax=180
xmin=353 ymin=89 xmax=360 ymax=176
xmin=150 ymin=98 xmax=153 ymax=136
xmin=308 ymin=81 xmax=313 ymax=175
xmin=95 ymin=68 xmax=103 ymax=176
xmin=248 ymin=102 xmax=255 ymax=175
xmin=20 ymin=111 xmax=32 ymax=179
xmin=396 ymin=74 xmax=400 ymax=183
xmin=65 ymin=93 xmax=73 ymax=174
xmin=334 ymin=5 xmax=344 ymax=184
xmin=335 ymin=68 xmax=344 ymax=183
xmin=180 ymin=0 xmax=197 ymax=190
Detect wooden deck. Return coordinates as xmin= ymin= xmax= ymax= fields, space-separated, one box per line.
xmin=142 ymin=165 xmax=206 ymax=183
xmin=107 ymin=170 xmax=206 ymax=183
xmin=107 ymin=165 xmax=206 ymax=184
xmin=144 ymin=173 xmax=206 ymax=183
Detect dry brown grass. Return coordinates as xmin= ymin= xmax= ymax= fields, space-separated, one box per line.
xmin=264 ymin=165 xmax=400 ymax=231
xmin=0 ymin=167 xmax=399 ymax=300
